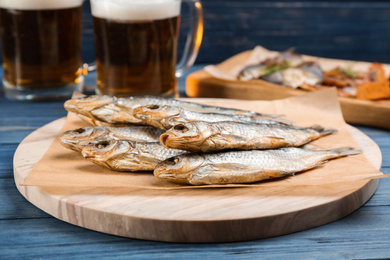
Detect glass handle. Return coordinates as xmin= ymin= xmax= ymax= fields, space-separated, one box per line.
xmin=175 ymin=0 xmax=203 ymax=78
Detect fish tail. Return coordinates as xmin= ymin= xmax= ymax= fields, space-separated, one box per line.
xmin=330 ymin=147 xmax=362 ymax=157
xmin=310 ymin=124 xmax=338 ymax=136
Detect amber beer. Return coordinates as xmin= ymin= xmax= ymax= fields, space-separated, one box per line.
xmin=91 ymin=0 xmax=182 ymax=97
xmin=0 ymin=0 xmax=83 ymax=100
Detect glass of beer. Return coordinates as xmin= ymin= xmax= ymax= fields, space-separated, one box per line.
xmin=90 ymin=0 xmax=203 ymax=97
xmin=0 ymin=0 xmax=84 ymax=101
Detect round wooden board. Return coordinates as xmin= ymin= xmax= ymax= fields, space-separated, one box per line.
xmin=14 ymin=118 xmax=381 ymax=243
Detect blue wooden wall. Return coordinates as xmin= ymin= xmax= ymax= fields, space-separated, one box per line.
xmin=3 ymin=0 xmax=390 ymax=64
xmin=77 ymin=0 xmax=390 ymax=64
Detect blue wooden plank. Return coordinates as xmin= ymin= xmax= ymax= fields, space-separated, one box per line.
xmin=0 ymin=144 xmax=17 ymax=178
xmin=1 ymin=202 xmax=390 ymax=259
xmin=0 ymin=179 xmax=50 ymax=220
xmin=379 ymin=147 xmax=390 ymax=167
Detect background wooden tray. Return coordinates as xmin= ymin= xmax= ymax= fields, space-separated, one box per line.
xmin=14 ymin=117 xmax=381 ymax=243
xmin=186 ymin=51 xmax=390 ymax=129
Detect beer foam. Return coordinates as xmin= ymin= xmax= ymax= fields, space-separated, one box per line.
xmin=91 ymin=0 xmax=181 ymax=22
xmin=0 ymin=0 xmax=83 ymax=10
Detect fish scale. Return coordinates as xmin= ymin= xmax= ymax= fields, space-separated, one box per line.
xmin=154 ymin=147 xmax=362 ymax=185
xmin=160 ymin=121 xmax=336 ymax=152
xmin=64 ymin=95 xmax=283 ymax=125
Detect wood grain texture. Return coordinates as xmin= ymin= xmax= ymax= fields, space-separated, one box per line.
xmin=186 ymin=50 xmax=390 ymax=129
xmin=12 ymin=116 xmax=381 ymax=243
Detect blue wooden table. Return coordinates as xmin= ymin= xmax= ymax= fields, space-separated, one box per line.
xmin=0 ymin=67 xmax=390 ymax=259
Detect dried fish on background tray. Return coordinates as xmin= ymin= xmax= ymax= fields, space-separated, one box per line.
xmin=81 ymin=139 xmax=188 ymax=172
xmin=154 ymin=147 xmax=362 ymax=185
xmin=160 ymin=121 xmax=337 ymax=152
xmin=238 ymin=49 xmax=390 ymax=100
xmin=59 ymin=125 xmax=164 ymax=152
xmin=133 ymin=104 xmax=290 ymax=130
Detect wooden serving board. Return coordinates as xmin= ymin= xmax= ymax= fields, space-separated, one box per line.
xmin=186 ymin=50 xmax=390 ymax=129
xmin=13 ymin=118 xmax=381 ymax=243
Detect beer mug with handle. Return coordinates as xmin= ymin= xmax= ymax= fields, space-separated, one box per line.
xmin=0 ymin=0 xmax=85 ymax=101
xmin=90 ymin=0 xmax=203 ymax=97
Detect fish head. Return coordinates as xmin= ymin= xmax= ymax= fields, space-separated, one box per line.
xmin=160 ymin=121 xmax=213 ymax=151
xmin=59 ymin=126 xmax=110 ymax=151
xmin=238 ymin=64 xmax=266 ymax=81
xmin=91 ymin=104 xmax=121 ymax=122
xmin=133 ymin=105 xmax=181 ymax=129
xmin=154 ymin=154 xmax=205 ymax=184
xmin=82 ymin=139 xmax=134 ymax=163
xmin=64 ymin=95 xmax=114 ymax=117
xmin=133 ymin=105 xmax=180 ymax=120
xmin=91 ymin=104 xmax=140 ymax=124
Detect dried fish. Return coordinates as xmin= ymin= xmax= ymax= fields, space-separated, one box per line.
xmin=64 ymin=95 xmax=283 ymax=124
xmin=238 ymin=64 xmax=268 ymax=81
xmin=133 ymin=105 xmax=289 ymax=130
xmin=91 ymin=104 xmax=144 ymax=125
xmin=263 ymin=64 xmax=323 ymax=89
xmin=64 ymin=95 xmax=114 ymax=118
xmin=160 ymin=121 xmax=336 ymax=152
xmin=115 ymin=96 xmax=280 ymax=120
xmin=237 ymin=48 xmax=323 ymax=88
xmin=154 ymin=147 xmax=362 ymax=185
xmin=81 ymin=139 xmax=187 ymax=172
xmin=59 ymin=125 xmax=164 ymax=152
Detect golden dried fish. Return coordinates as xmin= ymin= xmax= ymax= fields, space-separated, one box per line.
xmin=59 ymin=126 xmax=164 ymax=152
xmin=262 ymin=63 xmax=323 ymax=89
xmin=115 ymin=96 xmax=281 ymax=120
xmin=75 ymin=113 xmax=117 ymax=127
xmin=64 ymin=95 xmax=284 ymax=124
xmin=81 ymin=139 xmax=187 ymax=172
xmin=133 ymin=105 xmax=289 ymax=130
xmin=238 ymin=64 xmax=268 ymax=81
xmin=154 ymin=147 xmax=362 ymax=185
xmin=64 ymin=95 xmax=114 ymax=118
xmin=91 ymin=103 xmax=144 ymax=124
xmin=160 ymin=121 xmax=337 ymax=152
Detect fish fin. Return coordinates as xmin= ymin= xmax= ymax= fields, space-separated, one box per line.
xmin=301 ymin=144 xmax=318 ymax=150
xmin=77 ymin=114 xmax=97 ymax=126
xmin=310 ymin=124 xmax=338 ymax=136
xmin=264 ymin=136 xmax=291 ymax=147
xmin=260 ymin=113 xmax=285 ymax=119
xmin=311 ymin=160 xmax=328 ymax=169
xmin=330 ymin=147 xmax=362 ymax=157
xmin=269 ymin=117 xmax=294 ymax=125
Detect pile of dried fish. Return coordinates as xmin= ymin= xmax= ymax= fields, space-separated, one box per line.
xmin=238 ymin=49 xmax=323 ymax=89
xmin=60 ymin=95 xmax=361 ymax=186
xmin=238 ymin=49 xmax=390 ymax=100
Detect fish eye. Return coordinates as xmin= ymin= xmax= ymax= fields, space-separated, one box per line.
xmin=147 ymin=105 xmax=160 ymax=110
xmin=166 ymin=157 xmax=180 ymax=165
xmin=173 ymin=124 xmax=188 ymax=132
xmin=74 ymin=128 xmax=85 ymax=134
xmin=95 ymin=140 xmax=110 ymax=149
